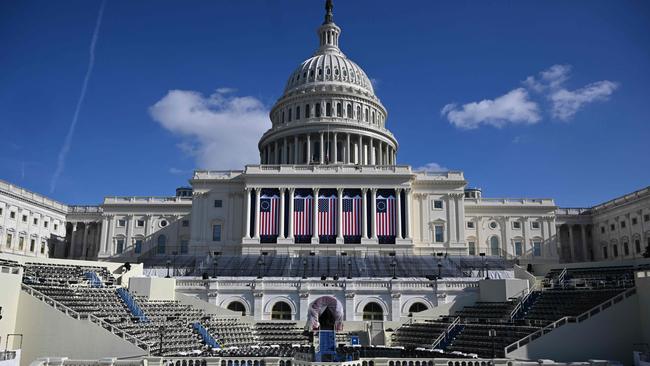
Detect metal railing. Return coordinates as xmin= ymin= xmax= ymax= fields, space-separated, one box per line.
xmin=431 ymin=316 xmax=460 ymax=350
xmin=21 ymin=283 xmax=151 ymax=353
xmin=508 ymin=283 xmax=538 ymax=320
xmin=504 ymin=287 xmax=637 ymax=354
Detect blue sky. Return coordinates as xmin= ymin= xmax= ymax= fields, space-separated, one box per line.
xmin=1 ymin=0 xmax=649 ymax=207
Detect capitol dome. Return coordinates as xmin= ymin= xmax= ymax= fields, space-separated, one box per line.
xmin=258 ymin=0 xmax=398 ymax=166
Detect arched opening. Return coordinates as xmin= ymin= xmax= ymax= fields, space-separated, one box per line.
xmin=271 ymin=301 xmax=292 ymax=320
xmin=490 ymin=236 xmax=500 ymax=256
xmin=408 ymin=302 xmax=428 ymax=314
xmin=362 ymin=302 xmax=383 ymax=320
xmin=319 ymin=307 xmax=336 ymax=330
xmin=227 ymin=301 xmax=247 ymax=315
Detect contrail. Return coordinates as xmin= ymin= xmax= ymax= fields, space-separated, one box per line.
xmin=50 ymin=0 xmax=107 ymax=193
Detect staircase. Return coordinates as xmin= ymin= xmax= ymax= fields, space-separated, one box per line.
xmin=84 ymin=272 xmax=103 ymax=288
xmin=193 ymin=322 xmax=220 ymax=349
xmin=510 ymin=287 xmax=541 ymax=321
xmin=116 ymin=288 xmax=148 ymax=322
xmin=432 ymin=317 xmax=463 ymax=350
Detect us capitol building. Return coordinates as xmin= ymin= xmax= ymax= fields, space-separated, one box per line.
xmin=2 ymin=1 xmax=649 ymax=274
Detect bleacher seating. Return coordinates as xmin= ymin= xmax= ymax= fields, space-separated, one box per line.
xmin=543 ymin=266 xmax=635 ymax=288
xmin=454 ymin=301 xmax=515 ymax=321
xmin=522 ymin=288 xmax=625 ymax=325
xmin=446 ymin=324 xmax=540 ymax=358
xmin=201 ymin=317 xmax=256 ymax=348
xmin=254 ymin=322 xmax=309 ymax=345
xmin=391 ymin=319 xmax=451 ymax=348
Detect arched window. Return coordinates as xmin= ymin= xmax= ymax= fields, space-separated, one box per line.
xmin=362 ymin=302 xmax=383 ymax=320
xmin=271 ymin=301 xmax=292 ymax=320
xmin=315 ymin=104 xmax=321 ymax=117
xmin=157 ymin=235 xmax=166 ymax=254
xmin=357 ymin=106 xmax=361 ymax=121
xmin=336 ymin=103 xmax=342 ymax=117
xmin=282 ymin=111 xmax=285 ymax=123
xmin=296 ymin=106 xmax=301 ymax=120
xmin=326 ymin=102 xmax=332 ymax=117
xmin=490 ymin=236 xmax=500 ymax=256
xmin=305 ymin=104 xmax=310 ymax=118
xmin=227 ymin=301 xmax=247 ymax=315
xmin=288 ymin=108 xmax=292 ymax=122
xmin=408 ymin=302 xmax=428 ymax=314
xmin=364 ymin=109 xmax=368 ymax=122
xmin=347 ymin=104 xmax=352 ymax=118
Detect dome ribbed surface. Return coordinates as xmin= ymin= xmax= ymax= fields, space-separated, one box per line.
xmin=283 ymin=53 xmax=374 ymax=95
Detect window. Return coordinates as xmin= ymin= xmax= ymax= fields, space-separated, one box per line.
xmin=116 ymin=239 xmax=124 ymax=254
xmin=636 ymin=239 xmax=641 ymax=253
xmin=315 ymin=103 xmax=321 ymax=117
xmin=22 ymin=215 xmax=27 ymax=222
xmin=489 ymin=221 xmax=498 ymax=229
xmin=212 ymin=224 xmax=222 ymax=242
xmin=10 ymin=211 xmax=15 ymax=219
xmin=336 ymin=103 xmax=342 ymax=117
xmin=214 ymin=199 xmax=223 ymax=208
xmin=136 ymin=220 xmax=145 ymax=227
xmin=531 ymin=221 xmax=540 ymax=229
xmin=0 ymin=207 xmax=2 ymax=216
xmin=490 ymin=236 xmax=500 ymax=256
xmin=610 ymin=224 xmax=615 ymax=231
xmin=645 ymin=214 xmax=650 ymax=222
xmin=18 ymin=237 xmax=24 ymax=250
xmin=305 ymin=104 xmax=310 ymax=118
xmin=408 ymin=302 xmax=428 ymax=314
xmin=603 ymin=246 xmax=608 ymax=259
xmin=632 ymin=217 xmax=638 ymax=225
xmin=623 ymin=242 xmax=630 ymax=256
xmin=134 ymin=239 xmax=143 ymax=254
xmin=6 ymin=233 xmax=12 ymax=247
xmin=159 ymin=220 xmax=168 ymax=228
xmin=514 ymin=241 xmax=523 ymax=256
xmin=296 ymin=106 xmax=300 ymax=120
xmin=362 ymin=302 xmax=383 ymax=321
xmin=346 ymin=104 xmax=352 ymax=118
xmin=326 ymin=102 xmax=332 ymax=117
xmin=434 ymin=225 xmax=444 ymax=243
xmin=157 ymin=235 xmax=167 ymax=254
xmin=621 ymin=221 xmax=626 ymax=229
xmin=53 ymin=223 xmax=57 ymax=231
xmin=433 ymin=200 xmax=443 ymax=209
xmin=356 ymin=106 xmax=361 ymax=121
xmin=227 ymin=301 xmax=247 ymax=315
xmin=466 ymin=221 xmax=475 ymax=229
xmin=613 ymin=244 xmax=619 ymax=258
xmin=601 ymin=226 xmax=605 ymax=234
xmin=30 ymin=239 xmax=35 ymax=252
xmin=33 ymin=218 xmax=38 ymax=225
xmin=512 ymin=221 xmax=521 ymax=229
xmin=288 ymin=108 xmax=292 ymax=122
xmin=117 ymin=219 xmax=126 ymax=227
xmin=45 ymin=221 xmax=49 ymax=228
xmin=180 ymin=240 xmax=189 ymax=254
xmin=468 ymin=241 xmax=476 ymax=256
xmin=271 ymin=301 xmax=292 ymax=320
xmin=182 ymin=220 xmax=189 ymax=227
xmin=533 ymin=241 xmax=542 ymax=257
xmin=40 ymin=242 xmax=46 ymax=254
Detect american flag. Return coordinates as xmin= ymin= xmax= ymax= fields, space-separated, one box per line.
xmin=376 ymin=195 xmax=396 ymax=237
xmin=343 ymin=194 xmax=362 ymax=236
xmin=260 ymin=194 xmax=279 ymax=236
xmin=318 ymin=194 xmax=337 ymax=236
xmin=294 ymin=195 xmax=313 ymax=237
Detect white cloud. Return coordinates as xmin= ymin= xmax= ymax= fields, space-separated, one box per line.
xmin=549 ymin=80 xmax=618 ymax=121
xmin=149 ymin=89 xmax=270 ymax=170
xmin=441 ymin=88 xmax=541 ymax=129
xmin=524 ymin=64 xmax=619 ymax=121
xmin=414 ymin=162 xmax=447 ymax=173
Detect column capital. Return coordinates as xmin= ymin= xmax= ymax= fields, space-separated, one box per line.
xmin=337 ymin=187 xmax=344 ymax=194
xmin=289 ymin=187 xmax=296 ymax=194
xmin=370 ymin=187 xmax=378 ymax=194
xmin=361 ymin=188 xmax=368 ymax=193
xmin=254 ymin=187 xmax=262 ymax=193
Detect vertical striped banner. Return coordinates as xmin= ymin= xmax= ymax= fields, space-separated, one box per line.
xmin=318 ymin=194 xmax=337 ymax=236
xmin=260 ymin=194 xmax=279 ymax=236
xmin=293 ymin=195 xmax=313 ymax=237
xmin=376 ymin=195 xmax=396 ymax=237
xmin=343 ymin=194 xmax=362 ymax=236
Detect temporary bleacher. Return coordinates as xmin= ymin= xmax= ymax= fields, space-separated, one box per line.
xmin=200 ymin=317 xmax=257 ymax=348
xmin=254 ymin=322 xmax=309 ymax=345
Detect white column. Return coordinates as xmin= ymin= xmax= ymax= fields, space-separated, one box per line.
xmin=448 ymin=195 xmax=457 ymax=244
xmin=274 ymin=141 xmax=279 ymax=164
xmin=244 ymin=188 xmax=251 ymax=239
xmin=69 ymin=223 xmax=77 ymax=258
xmin=371 ymin=188 xmax=377 ymax=240
xmin=337 ymin=188 xmax=344 ymax=243
xmin=362 ymin=188 xmax=368 ymax=239
xmin=279 ymin=188 xmax=286 ymax=239
xmin=283 ymin=138 xmax=288 ymax=164
xmin=346 ymin=134 xmax=351 ymax=164
xmin=405 ymin=189 xmax=412 ymax=239
xmin=358 ymin=135 xmax=363 ymax=164
xmin=312 ymin=187 xmax=320 ymax=243
xmin=306 ymin=135 xmax=311 ymax=164
xmin=106 ymin=216 xmax=114 ymax=255
xmin=81 ymin=223 xmax=89 ymax=259
xmin=333 ymin=133 xmax=338 ymax=163
xmin=254 ymin=188 xmax=261 ymax=240
xmin=288 ymin=188 xmax=295 ymax=240
xmin=370 ymin=138 xmax=376 ymax=165
xmin=396 ymin=189 xmax=403 ymax=240
xmin=319 ymin=133 xmax=325 ymax=164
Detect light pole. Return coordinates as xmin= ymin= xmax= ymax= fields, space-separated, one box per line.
xmin=165 ymin=260 xmax=171 ymax=278
xmin=479 ymin=252 xmax=486 ymax=278
xmin=172 ymin=251 xmax=178 ymax=277
xmin=436 ymin=252 xmax=444 ymax=279
xmin=347 ymin=258 xmax=352 ymax=279
xmin=212 ymin=251 xmax=221 ymax=278
xmin=302 ymin=258 xmax=308 ymax=279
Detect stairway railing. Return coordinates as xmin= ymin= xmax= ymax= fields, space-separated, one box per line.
xmin=431 ymin=316 xmax=460 ymax=350
xmin=504 ymin=287 xmax=637 ymax=355
xmin=193 ymin=322 xmax=220 ymax=349
xmin=21 ymin=283 xmax=150 ymax=353
xmin=116 ymin=288 xmax=149 ymax=322
xmin=509 ymin=283 xmax=538 ymax=320
xmin=557 ymin=268 xmax=568 ymax=286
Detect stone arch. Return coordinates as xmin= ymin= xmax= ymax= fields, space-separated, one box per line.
xmin=400 ymin=297 xmax=434 ymax=316
xmin=355 ymin=297 xmax=389 ymax=320
xmin=264 ymin=296 xmax=297 ymax=319
xmin=220 ymin=297 xmax=251 ymax=316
